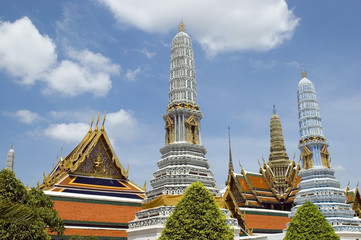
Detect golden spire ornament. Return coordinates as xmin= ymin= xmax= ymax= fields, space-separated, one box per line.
xmin=302 ymin=68 xmax=307 ymax=78
xmin=179 ymin=20 xmax=184 ymax=32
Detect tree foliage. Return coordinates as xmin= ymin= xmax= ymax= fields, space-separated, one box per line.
xmin=0 ymin=169 xmax=65 ymax=240
xmin=159 ymin=181 xmax=234 ymax=240
xmin=70 ymin=234 xmax=98 ymax=240
xmin=284 ymin=201 xmax=339 ymax=240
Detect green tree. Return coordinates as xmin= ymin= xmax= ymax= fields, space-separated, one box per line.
xmin=0 ymin=169 xmax=65 ymax=240
xmin=159 ymin=181 xmax=234 ymax=240
xmin=284 ymin=201 xmax=339 ymax=240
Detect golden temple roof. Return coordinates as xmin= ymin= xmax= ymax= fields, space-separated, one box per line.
xmin=41 ymin=114 xmax=132 ymax=191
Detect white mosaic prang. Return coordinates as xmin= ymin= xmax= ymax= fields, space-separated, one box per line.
xmin=292 ymin=75 xmax=361 ymax=233
xmin=127 ymin=29 xmax=241 ymax=239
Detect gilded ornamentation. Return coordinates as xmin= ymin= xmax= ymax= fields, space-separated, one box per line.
xmin=165 ymin=115 xmax=175 ymax=145
xmin=302 ymin=146 xmax=313 ymax=170
xmin=93 ymin=154 xmax=105 ymax=173
xmin=299 ymin=136 xmax=326 ymax=144
xmin=167 ymin=102 xmax=199 ymax=112
xmin=320 ymin=145 xmax=330 ymax=168
xmin=75 ymin=137 xmax=122 ymax=178
xmin=185 ymin=114 xmax=199 ymax=144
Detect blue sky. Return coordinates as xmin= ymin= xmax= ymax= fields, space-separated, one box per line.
xmin=0 ymin=0 xmax=360 ymax=190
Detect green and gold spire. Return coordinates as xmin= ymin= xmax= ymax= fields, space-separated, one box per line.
xmin=268 ymin=106 xmax=290 ymax=194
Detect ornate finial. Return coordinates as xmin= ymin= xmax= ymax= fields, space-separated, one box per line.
xmin=357 ymin=181 xmax=359 ymax=188
xmin=273 ymin=105 xmax=276 ymax=115
xmin=89 ymin=114 xmax=94 ymax=132
xmin=11 ymin=145 xmax=14 ymax=150
xmin=228 ymin=126 xmax=234 ymax=173
xmin=144 ymin=180 xmax=147 ymax=191
xmin=37 ymin=181 xmax=39 ymax=189
xmin=126 ymin=165 xmax=130 ymax=177
xmin=101 ymin=111 xmax=106 ymax=131
xmin=60 ymin=147 xmax=63 ymax=161
xmin=179 ymin=20 xmax=184 ymax=32
xmin=95 ymin=112 xmax=100 ymax=131
xmin=302 ymin=68 xmax=307 ymax=78
xmin=238 ymin=159 xmax=243 ymax=171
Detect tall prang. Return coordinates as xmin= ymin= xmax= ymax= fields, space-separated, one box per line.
xmin=291 ymin=70 xmax=361 ymax=235
xmin=127 ymin=22 xmax=240 ymax=240
xmin=5 ymin=145 xmax=15 ymax=171
xmin=148 ymin=21 xmax=218 ymax=199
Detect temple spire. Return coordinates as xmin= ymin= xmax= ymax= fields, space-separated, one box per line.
xmin=168 ymin=24 xmax=196 ymax=106
xmin=178 ymin=20 xmax=184 ymax=32
xmin=269 ymin=111 xmax=289 ymax=162
xmin=228 ymin=126 xmax=234 ymax=173
xmin=268 ymin=110 xmax=290 ymax=194
xmin=5 ymin=145 xmax=15 ymax=171
xmin=302 ymin=68 xmax=307 ymax=78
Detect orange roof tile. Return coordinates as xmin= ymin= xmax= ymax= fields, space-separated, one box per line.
xmin=247 ymin=175 xmax=269 ymax=190
xmin=245 ymin=214 xmax=290 ymax=230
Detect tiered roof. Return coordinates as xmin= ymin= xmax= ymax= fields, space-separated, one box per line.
xmin=224 ymin=111 xmax=300 ymax=234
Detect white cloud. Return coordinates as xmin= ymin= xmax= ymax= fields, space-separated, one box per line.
xmin=0 ymin=17 xmax=120 ymax=97
xmin=44 ymin=123 xmax=90 ymax=144
xmin=43 ymin=109 xmax=139 ymax=144
xmin=99 ymin=0 xmax=299 ymax=56
xmin=43 ymin=60 xmax=112 ymax=97
xmin=135 ymin=48 xmax=155 ymax=58
xmin=125 ymin=67 xmax=141 ymax=81
xmin=0 ymin=17 xmax=57 ymax=84
xmin=66 ymin=48 xmax=121 ymax=74
xmin=332 ymin=165 xmax=346 ymax=172
xmin=105 ymin=109 xmax=139 ymax=142
xmin=3 ymin=109 xmax=41 ymax=124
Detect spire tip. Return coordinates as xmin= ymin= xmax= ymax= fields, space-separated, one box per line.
xmin=178 ymin=20 xmax=184 ymax=32
xmin=302 ymin=68 xmax=307 ymax=78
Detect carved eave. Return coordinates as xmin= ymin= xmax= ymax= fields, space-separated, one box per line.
xmin=224 ymin=173 xmax=250 ymax=234
xmin=281 ymin=161 xmax=300 ymax=199
xmin=226 ymin=171 xmax=247 ymax=202
xmin=259 ymin=165 xmax=279 ymax=199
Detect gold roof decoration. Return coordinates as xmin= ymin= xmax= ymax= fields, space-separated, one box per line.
xmin=41 ymin=113 xmax=129 ymax=189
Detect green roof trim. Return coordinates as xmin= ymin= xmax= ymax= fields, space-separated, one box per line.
xmin=63 ymin=219 xmax=128 ymax=227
